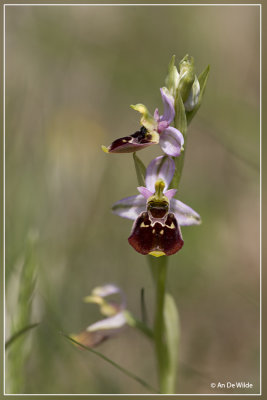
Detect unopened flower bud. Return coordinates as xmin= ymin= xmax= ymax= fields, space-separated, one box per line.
xmin=184 ymin=75 xmax=200 ymax=111
xmin=165 ymin=55 xmax=180 ymax=98
xmin=178 ymin=54 xmax=195 ymax=103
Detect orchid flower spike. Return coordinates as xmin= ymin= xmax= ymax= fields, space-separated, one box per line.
xmin=72 ymin=284 xmax=127 ymax=348
xmin=112 ymin=156 xmax=201 ymax=257
xmin=102 ymin=88 xmax=184 ymax=157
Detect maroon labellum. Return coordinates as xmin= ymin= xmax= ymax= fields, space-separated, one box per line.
xmin=128 ymin=211 xmax=184 ymax=256
xmin=104 ymin=126 xmax=158 ymax=154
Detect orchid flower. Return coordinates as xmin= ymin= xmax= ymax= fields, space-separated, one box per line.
xmin=72 ymin=284 xmax=127 ymax=348
xmin=102 ymin=88 xmax=184 ymax=157
xmin=112 ymin=156 xmax=201 ymax=257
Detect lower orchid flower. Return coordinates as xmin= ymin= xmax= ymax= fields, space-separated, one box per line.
xmin=102 ymin=88 xmax=184 ymax=157
xmin=112 ymin=156 xmax=201 ymax=257
xmin=72 ymin=284 xmax=127 ymax=348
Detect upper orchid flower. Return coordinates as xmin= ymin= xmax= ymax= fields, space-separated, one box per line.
xmin=72 ymin=284 xmax=127 ymax=348
xmin=102 ymin=88 xmax=184 ymax=157
xmin=112 ymin=156 xmax=201 ymax=257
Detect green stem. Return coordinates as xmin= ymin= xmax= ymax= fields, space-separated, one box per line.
xmin=172 ymin=137 xmax=187 ymax=189
xmin=154 ymin=257 xmax=168 ymax=393
xmin=149 ymin=255 xmax=174 ymax=393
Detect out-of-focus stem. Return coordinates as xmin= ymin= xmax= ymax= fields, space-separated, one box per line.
xmin=123 ymin=310 xmax=154 ymax=339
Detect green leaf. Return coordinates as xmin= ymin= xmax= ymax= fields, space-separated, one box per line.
xmin=5 ymin=323 xmax=40 ymax=349
xmin=186 ymin=64 xmax=210 ymax=125
xmin=133 ymin=152 xmax=146 ymax=186
xmin=163 ymin=293 xmax=180 ymax=393
xmin=63 ymin=334 xmax=158 ymax=393
xmin=198 ymin=64 xmax=210 ymax=88
xmin=174 ymin=91 xmax=187 ymax=136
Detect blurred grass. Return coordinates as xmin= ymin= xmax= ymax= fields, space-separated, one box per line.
xmin=6 ymin=232 xmax=39 ymax=393
xmin=5 ymin=5 xmax=260 ymax=394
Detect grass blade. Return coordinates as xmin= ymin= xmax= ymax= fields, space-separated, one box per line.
xmin=63 ymin=333 xmax=159 ymax=393
xmin=5 ymin=323 xmax=40 ymax=350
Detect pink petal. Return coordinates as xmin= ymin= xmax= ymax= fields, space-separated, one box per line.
xmin=170 ymin=198 xmax=201 ymax=226
xmin=137 ymin=186 xmax=153 ymax=199
xmin=112 ymin=195 xmax=146 ymax=220
xmin=145 ymin=156 xmax=175 ymax=193
xmin=165 ymin=189 xmax=177 ymax=199
xmin=159 ymin=88 xmax=175 ymax=124
xmin=159 ymin=127 xmax=184 ymax=157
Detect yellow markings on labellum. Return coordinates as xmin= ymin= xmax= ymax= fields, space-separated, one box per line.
xmin=140 ymin=222 xmax=150 ymax=228
xmin=149 ymin=251 xmax=166 ymax=257
xmin=168 ymin=222 xmax=176 ymax=229
xmin=101 ymin=145 xmax=109 ymax=153
xmin=160 ymin=230 xmax=164 ymax=235
xmin=148 ymin=130 xmax=160 ymax=143
xmin=152 ymin=229 xmax=156 ymax=234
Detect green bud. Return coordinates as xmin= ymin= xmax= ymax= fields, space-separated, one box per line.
xmin=165 ymin=55 xmax=179 ymax=98
xmin=186 ymin=64 xmax=210 ymax=125
xmin=184 ymin=75 xmax=200 ymax=112
xmin=177 ymin=54 xmax=195 ymax=103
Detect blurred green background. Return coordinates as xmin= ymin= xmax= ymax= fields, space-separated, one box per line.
xmin=5 ymin=4 xmax=260 ymax=395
